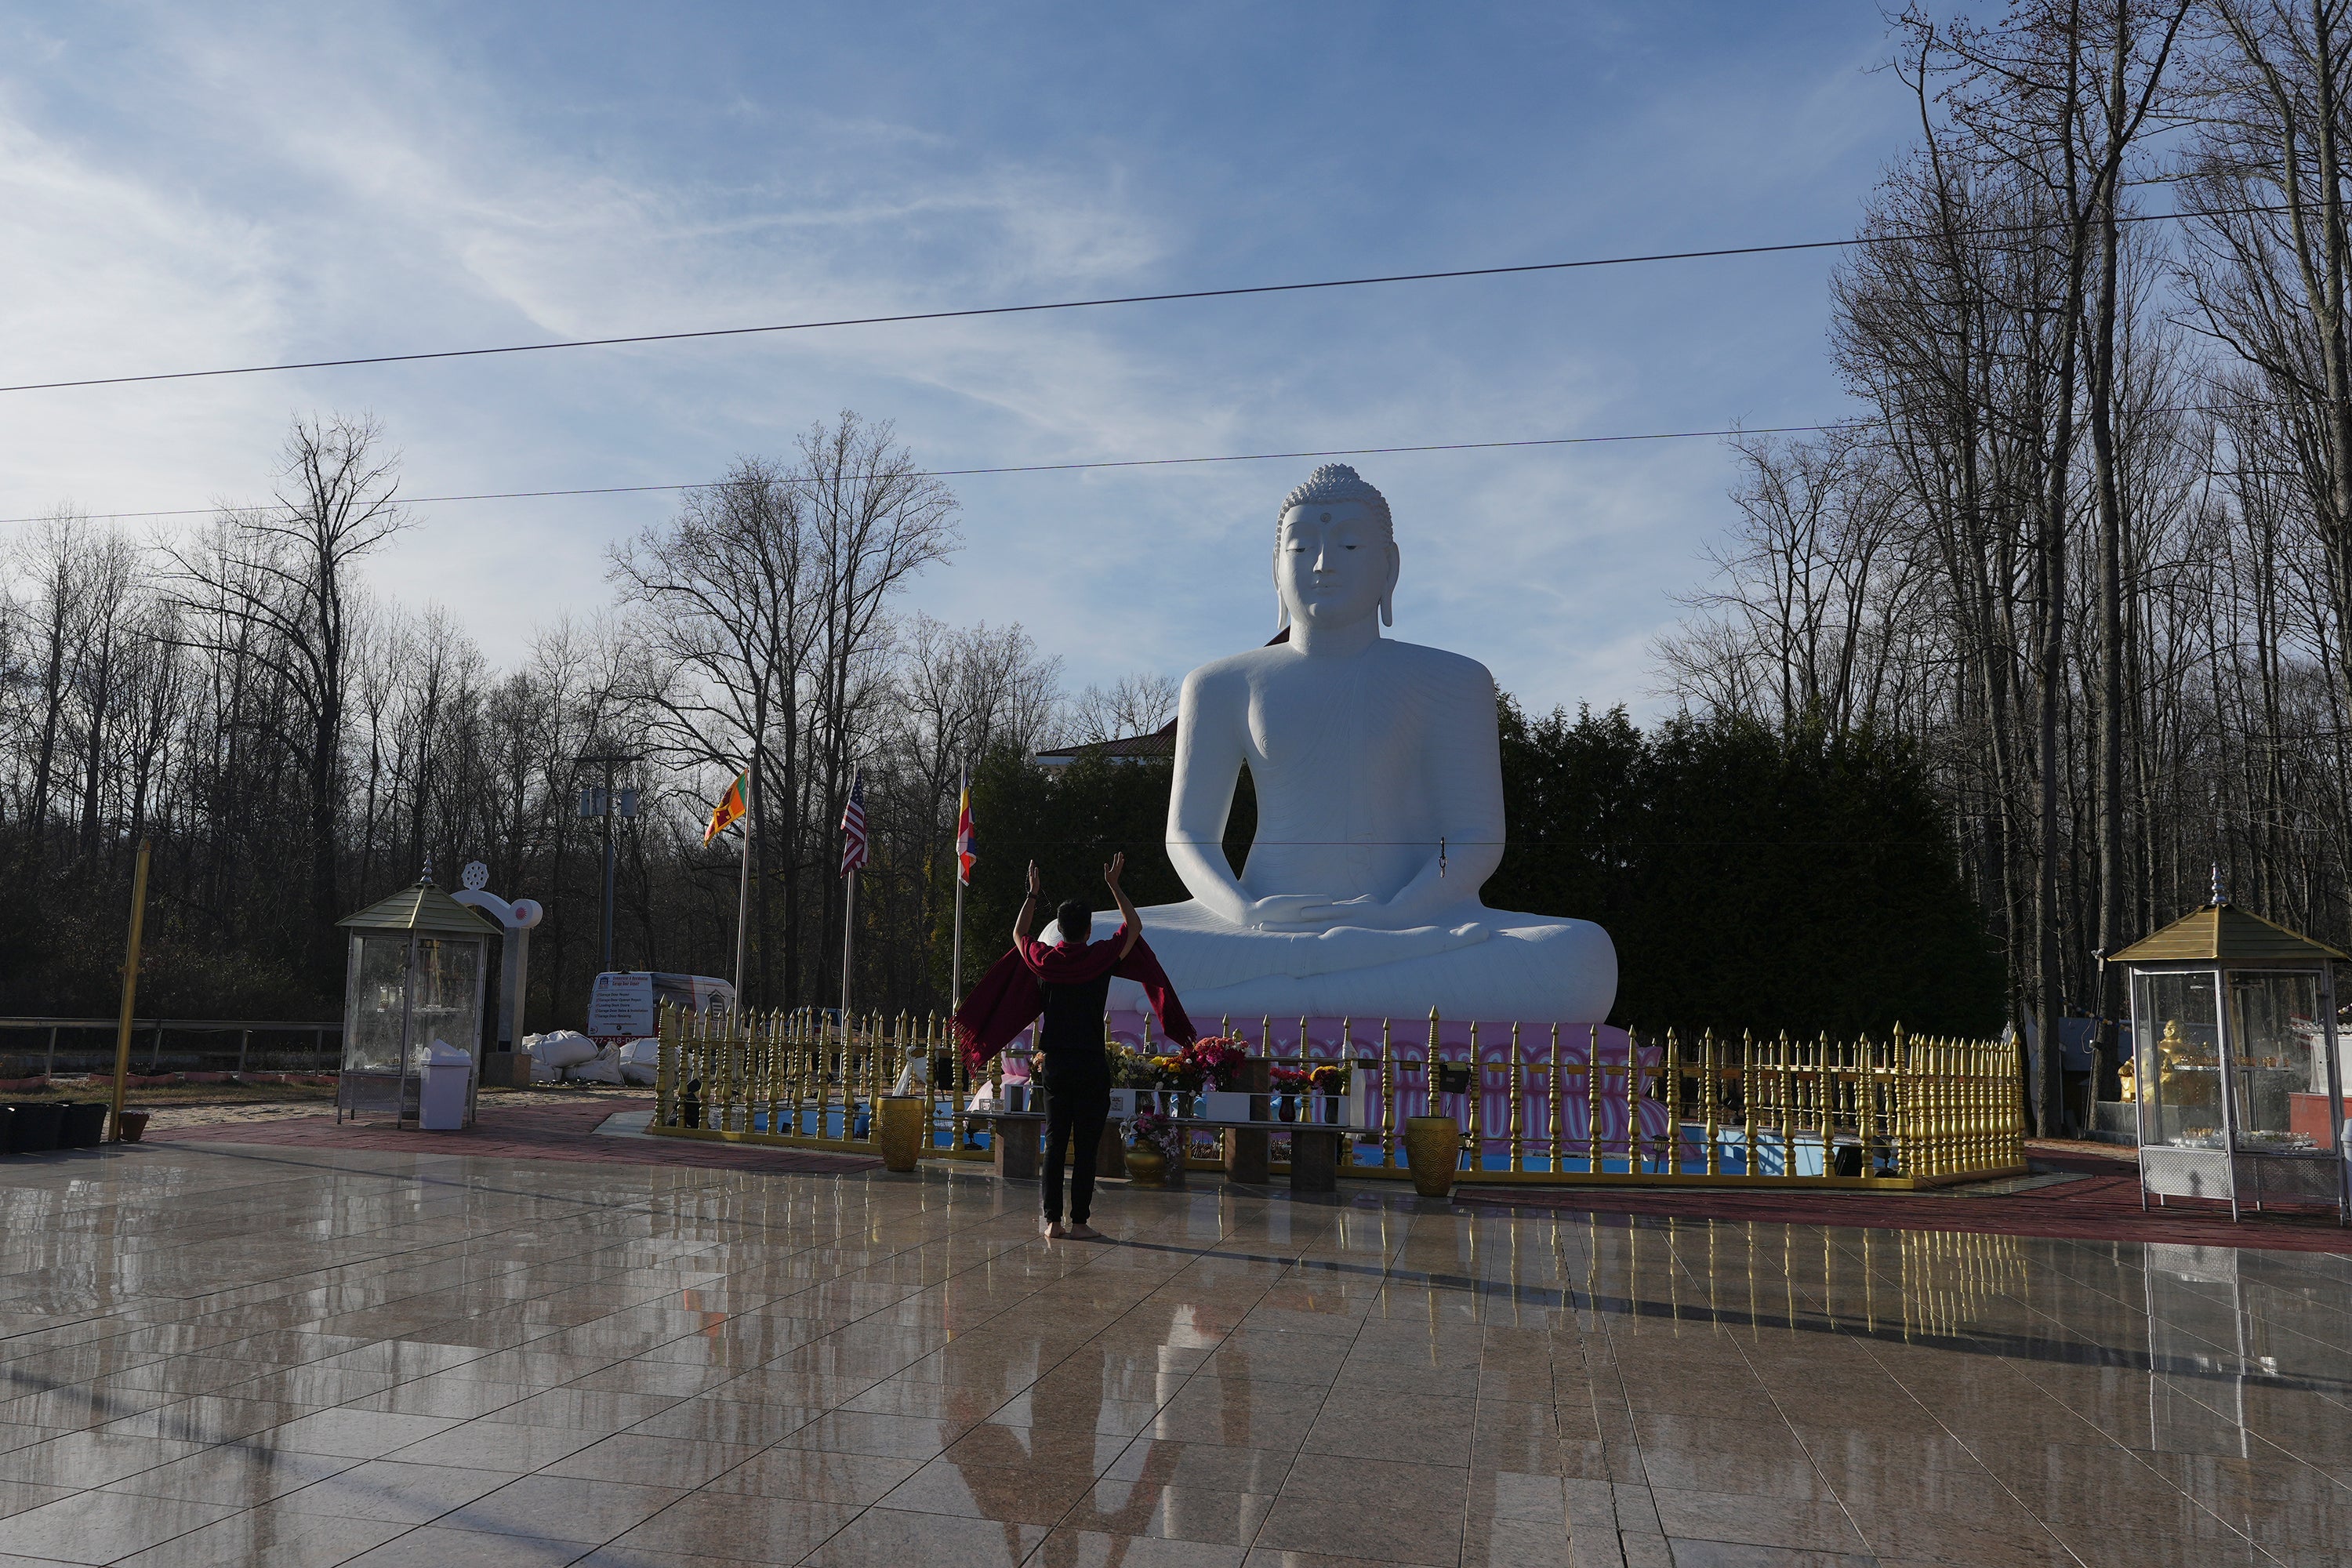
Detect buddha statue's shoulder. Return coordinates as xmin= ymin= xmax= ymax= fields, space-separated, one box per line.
xmin=1184 ymin=637 xmax=1494 ymax=696
xmin=1379 ymin=637 xmax=1495 ymax=684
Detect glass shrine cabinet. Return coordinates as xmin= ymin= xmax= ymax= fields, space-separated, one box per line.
xmin=2116 ymin=898 xmax=2347 ymax=1221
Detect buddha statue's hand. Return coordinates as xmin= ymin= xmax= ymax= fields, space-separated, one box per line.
xmin=1243 ymin=892 xmax=1441 ymax=931
xmin=1243 ymin=894 xmax=1337 ymax=928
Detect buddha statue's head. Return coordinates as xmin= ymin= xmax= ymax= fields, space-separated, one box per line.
xmin=1275 ymin=463 xmax=1400 ymax=632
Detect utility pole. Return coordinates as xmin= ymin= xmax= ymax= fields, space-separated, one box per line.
xmin=108 ymin=838 xmax=152 ymax=1142
xmin=577 ymin=752 xmax=642 ymax=975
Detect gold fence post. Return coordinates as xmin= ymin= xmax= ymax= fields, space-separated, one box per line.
xmin=1702 ymin=1029 xmax=1720 ymax=1177
xmin=845 ymin=1011 xmax=858 ymax=1142
xmin=713 ymin=1015 xmax=735 ymax=1133
xmin=1910 ymin=1028 xmax=1928 ymax=1178
xmin=1425 ymin=1011 xmax=1440 ymax=1137
xmin=1817 ymin=1032 xmax=1835 ymax=1177
xmin=1777 ymin=1031 xmax=1795 ymax=1178
xmin=951 ymin=1011 xmax=970 ymax=1151
xmin=656 ymin=1003 xmax=676 ymax=1127
xmin=924 ymin=1013 xmax=941 ymax=1150
xmin=788 ymin=1007 xmax=803 ymax=1138
xmin=1926 ymin=1029 xmax=1944 ymax=1178
xmin=792 ymin=1007 xmax=810 ymax=1138
xmin=1508 ymin=1022 xmax=1524 ymax=1174
xmin=1379 ymin=1017 xmax=1396 ymax=1167
xmin=1547 ymin=1022 xmax=1563 ymax=1173
xmin=777 ymin=1007 xmax=793 ymax=1138
xmin=1889 ymin=1024 xmax=1908 ymax=1178
xmin=1463 ymin=1017 xmax=1479 ymax=1173
xmin=1941 ymin=1035 xmax=1958 ymax=1177
xmin=1740 ymin=1032 xmax=1756 ymax=1177
xmin=1587 ymin=1024 xmax=1602 ymax=1176
xmin=828 ymin=1007 xmax=844 ymax=1140
xmin=791 ymin=1009 xmax=806 ymax=1136
xmin=1957 ymin=1036 xmax=1973 ymax=1172
xmin=1940 ymin=1034 xmax=1956 ymax=1177
xmin=1646 ymin=1029 xmax=1665 ymax=1175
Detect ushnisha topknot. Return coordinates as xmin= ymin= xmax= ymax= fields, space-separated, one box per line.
xmin=1278 ymin=463 xmax=1392 ymax=540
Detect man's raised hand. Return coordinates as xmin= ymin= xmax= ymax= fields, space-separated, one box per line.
xmin=1103 ymin=851 xmax=1127 ymax=891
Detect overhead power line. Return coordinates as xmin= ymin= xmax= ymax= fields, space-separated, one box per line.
xmin=0 ymin=200 xmax=2300 ymax=397
xmin=0 ymin=423 xmax=1838 ymax=526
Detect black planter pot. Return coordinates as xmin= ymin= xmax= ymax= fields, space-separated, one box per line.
xmin=11 ymin=1102 xmax=64 ymax=1153
xmin=60 ymin=1103 xmax=109 ymax=1149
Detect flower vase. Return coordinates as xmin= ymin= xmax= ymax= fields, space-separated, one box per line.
xmin=1124 ymin=1140 xmax=1167 ymax=1189
xmin=1403 ymin=1114 xmax=1462 ymax=1198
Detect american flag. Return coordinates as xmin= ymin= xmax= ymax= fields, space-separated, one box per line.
xmin=838 ymin=770 xmax=868 ymax=877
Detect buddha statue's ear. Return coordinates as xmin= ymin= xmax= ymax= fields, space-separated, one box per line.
xmin=1381 ymin=543 xmax=1400 ymax=627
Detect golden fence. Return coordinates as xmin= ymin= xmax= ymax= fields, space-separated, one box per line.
xmin=648 ymin=1006 xmax=2027 ymax=1188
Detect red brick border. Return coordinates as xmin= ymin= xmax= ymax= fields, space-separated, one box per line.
xmin=1457 ymin=1169 xmax=2352 ymax=1254
xmin=147 ymin=1098 xmax=881 ymax=1176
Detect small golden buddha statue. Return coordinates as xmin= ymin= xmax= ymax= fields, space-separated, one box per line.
xmin=2157 ymin=1018 xmax=2217 ymax=1108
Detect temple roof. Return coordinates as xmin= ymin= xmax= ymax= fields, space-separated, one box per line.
xmin=1036 ymin=718 xmax=1178 ymax=767
xmin=2111 ymin=902 xmax=2348 ymax=965
xmin=338 ymin=877 xmax=501 ymax=936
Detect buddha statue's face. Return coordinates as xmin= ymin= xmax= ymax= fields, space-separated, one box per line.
xmin=1275 ymin=498 xmax=1398 ymax=628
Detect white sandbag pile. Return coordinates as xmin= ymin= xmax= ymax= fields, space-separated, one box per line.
xmin=619 ymin=1037 xmax=660 ymax=1086
xmin=519 ymin=1029 xmax=597 ymax=1083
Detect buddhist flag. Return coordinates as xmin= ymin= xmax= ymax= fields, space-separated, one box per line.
xmin=955 ymin=772 xmax=976 ymax=885
xmin=703 ymin=770 xmax=747 ymax=845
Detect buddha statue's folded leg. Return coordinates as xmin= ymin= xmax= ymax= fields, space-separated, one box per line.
xmin=1123 ymin=910 xmax=1615 ymax=1024
xmin=1129 ymin=900 xmax=1493 ymax=990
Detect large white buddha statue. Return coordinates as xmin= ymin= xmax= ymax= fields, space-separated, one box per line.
xmin=1105 ymin=464 xmax=1617 ymax=1023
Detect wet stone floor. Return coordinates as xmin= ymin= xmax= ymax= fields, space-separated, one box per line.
xmin=0 ymin=1145 xmax=2343 ymax=1568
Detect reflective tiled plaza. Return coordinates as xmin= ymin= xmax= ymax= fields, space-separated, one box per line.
xmin=0 ymin=1143 xmax=2344 ymax=1567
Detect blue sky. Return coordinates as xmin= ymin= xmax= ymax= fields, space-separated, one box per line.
xmin=2 ymin=2 xmax=1916 ymax=717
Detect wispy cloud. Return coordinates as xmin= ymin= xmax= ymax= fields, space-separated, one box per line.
xmin=1 ymin=2 xmax=1910 ymax=717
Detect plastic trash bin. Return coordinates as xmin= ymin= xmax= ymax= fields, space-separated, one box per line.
xmin=59 ymin=1103 xmax=109 ymax=1148
xmin=419 ymin=1041 xmax=474 ymax=1131
xmin=12 ymin=1102 xmax=64 ymax=1152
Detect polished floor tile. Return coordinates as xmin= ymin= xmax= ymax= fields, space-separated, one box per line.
xmin=0 ymin=1140 xmax=2343 ymax=1567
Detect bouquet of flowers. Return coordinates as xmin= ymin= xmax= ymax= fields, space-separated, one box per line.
xmin=1308 ymin=1063 xmax=1349 ymax=1095
xmin=1127 ymin=1106 xmax=1183 ymax=1159
xmin=1269 ymin=1065 xmax=1312 ymax=1093
xmin=1108 ymin=1044 xmax=1160 ymax=1090
xmin=1150 ymin=1051 xmax=1202 ymax=1092
xmin=1185 ymin=1036 xmax=1250 ymax=1091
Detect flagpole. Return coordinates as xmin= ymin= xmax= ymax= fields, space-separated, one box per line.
xmin=950 ymin=763 xmax=967 ymax=1007
xmin=840 ymin=868 xmax=856 ymax=1038
xmin=731 ymin=763 xmax=754 ymax=1007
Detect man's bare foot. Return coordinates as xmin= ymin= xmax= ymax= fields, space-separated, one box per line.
xmin=1043 ymin=1219 xmax=1070 ymax=1239
xmin=1066 ymin=1221 xmax=1103 ymax=1240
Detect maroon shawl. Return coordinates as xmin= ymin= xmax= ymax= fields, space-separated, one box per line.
xmin=953 ymin=924 xmax=1198 ymax=1066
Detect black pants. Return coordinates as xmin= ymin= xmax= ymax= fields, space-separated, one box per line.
xmin=1042 ymin=1069 xmax=1110 ymax=1225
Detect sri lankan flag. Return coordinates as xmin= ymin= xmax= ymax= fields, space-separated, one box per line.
xmin=703 ymin=770 xmax=748 ymax=844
